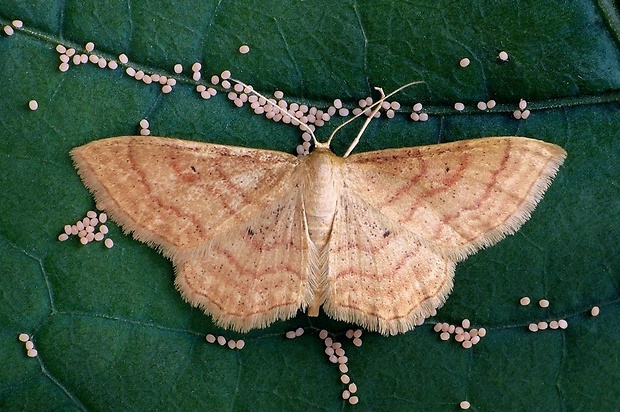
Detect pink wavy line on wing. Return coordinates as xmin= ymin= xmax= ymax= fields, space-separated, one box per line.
xmin=401 ymin=149 xmax=471 ymax=223
xmin=211 ymin=244 xmax=306 ymax=281
xmin=437 ymin=140 xmax=513 ymax=234
xmin=127 ymin=140 xmax=207 ymax=240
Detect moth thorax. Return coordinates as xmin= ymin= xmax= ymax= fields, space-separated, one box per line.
xmin=303 ymin=149 xmax=344 ymax=248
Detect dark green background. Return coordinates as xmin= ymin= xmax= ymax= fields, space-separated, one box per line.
xmin=1 ymin=1 xmax=619 ymax=410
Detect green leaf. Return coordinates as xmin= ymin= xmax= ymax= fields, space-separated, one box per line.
xmin=1 ymin=1 xmax=619 ymax=410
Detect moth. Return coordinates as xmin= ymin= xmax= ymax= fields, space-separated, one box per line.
xmin=71 ymin=90 xmax=566 ymax=336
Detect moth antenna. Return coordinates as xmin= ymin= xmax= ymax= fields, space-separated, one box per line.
xmin=342 ymin=87 xmax=386 ymax=157
xmin=229 ymin=78 xmax=320 ymax=147
xmin=327 ymin=80 xmax=425 ymax=154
